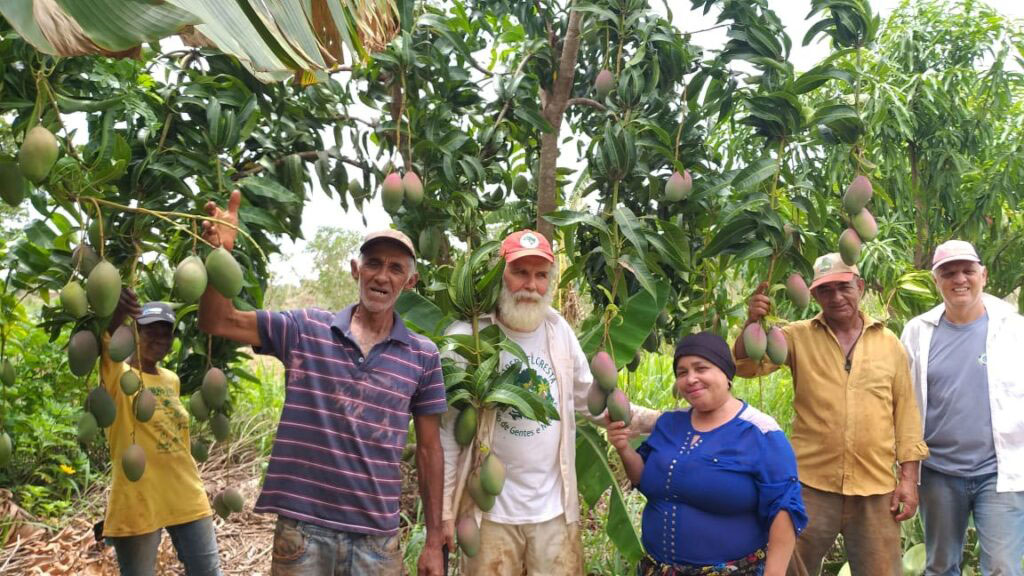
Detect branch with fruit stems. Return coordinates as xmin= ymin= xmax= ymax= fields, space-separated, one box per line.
xmin=80 ymin=197 xmax=267 ymax=264
xmin=232 ymin=151 xmax=372 ymax=179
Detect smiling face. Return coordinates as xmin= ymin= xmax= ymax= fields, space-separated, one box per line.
xmin=138 ymin=322 xmax=174 ymax=365
xmin=350 ymin=241 xmax=418 ymax=314
xmin=496 ymin=255 xmax=554 ymax=332
xmin=811 ymin=276 xmax=865 ymax=325
xmin=674 ymin=355 xmax=733 ymax=414
xmin=934 ymin=260 xmax=987 ymax=315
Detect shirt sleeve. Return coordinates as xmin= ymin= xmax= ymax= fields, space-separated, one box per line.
xmin=569 ymin=326 xmax=597 ymax=418
xmin=891 ymin=340 xmax=929 ymax=463
xmin=254 ymin=310 xmax=300 ymax=364
xmin=756 ymin=429 xmax=808 ymax=536
xmin=410 ymin=348 xmax=447 ymax=415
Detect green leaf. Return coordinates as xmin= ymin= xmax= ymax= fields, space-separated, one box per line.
xmin=163 ymin=1 xmax=295 ymax=82
xmin=238 ymin=176 xmax=302 ymax=204
xmin=618 ymin=253 xmax=657 ymax=298
xmin=575 ymin=423 xmax=644 ymax=564
xmin=732 ymin=155 xmax=778 ymax=191
xmin=483 ymin=382 xmax=557 ymax=424
xmin=580 ymin=281 xmax=668 ymax=369
xmin=542 ymin=210 xmax=610 ymax=235
xmin=0 ymin=0 xmax=56 ymax=53
xmin=612 ymin=207 xmax=647 ymax=253
xmin=395 ymin=291 xmax=450 ymax=339
xmin=55 ymin=0 xmax=199 ymax=52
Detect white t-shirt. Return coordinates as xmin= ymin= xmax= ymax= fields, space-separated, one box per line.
xmin=486 ymin=323 xmax=564 ymax=524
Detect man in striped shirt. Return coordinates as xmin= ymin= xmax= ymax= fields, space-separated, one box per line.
xmin=198 ymin=190 xmax=447 ymax=576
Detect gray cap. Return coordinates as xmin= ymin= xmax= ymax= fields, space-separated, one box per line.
xmin=137 ymin=302 xmax=175 ymax=325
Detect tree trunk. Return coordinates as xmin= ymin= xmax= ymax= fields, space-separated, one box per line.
xmin=909 ymin=141 xmax=928 ymax=268
xmin=536 ymin=7 xmax=583 ymax=242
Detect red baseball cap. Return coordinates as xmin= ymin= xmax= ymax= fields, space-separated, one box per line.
xmin=500 ymin=230 xmax=554 ymax=263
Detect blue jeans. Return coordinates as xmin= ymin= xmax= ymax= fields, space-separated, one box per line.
xmin=107 ymin=515 xmax=221 ymax=576
xmin=271 ymin=515 xmax=402 ymax=576
xmin=920 ymin=467 xmax=1024 ymax=576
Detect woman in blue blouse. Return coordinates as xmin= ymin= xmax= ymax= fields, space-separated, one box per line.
xmin=609 ymin=331 xmax=807 ymax=576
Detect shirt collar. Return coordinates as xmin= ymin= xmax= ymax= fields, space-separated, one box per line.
xmin=811 ymin=309 xmax=882 ymax=332
xmin=331 ymin=304 xmax=412 ymax=346
xmin=920 ymin=293 xmax=1013 ymax=326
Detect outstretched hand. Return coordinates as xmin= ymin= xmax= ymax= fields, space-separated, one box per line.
xmin=606 ymin=418 xmax=632 ymax=453
xmin=201 ymin=189 xmax=241 ymax=251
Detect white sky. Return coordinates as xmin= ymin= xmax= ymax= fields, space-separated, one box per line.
xmin=261 ymin=1 xmax=1024 ymax=281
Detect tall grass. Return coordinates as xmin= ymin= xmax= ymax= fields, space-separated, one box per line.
xmin=619 ymin=350 xmax=795 ymax=434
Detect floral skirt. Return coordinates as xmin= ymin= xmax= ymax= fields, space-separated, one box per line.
xmin=637 ymin=548 xmax=766 ymax=576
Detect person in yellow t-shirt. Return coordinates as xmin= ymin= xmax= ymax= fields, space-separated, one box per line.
xmin=100 ymin=288 xmax=221 ymax=576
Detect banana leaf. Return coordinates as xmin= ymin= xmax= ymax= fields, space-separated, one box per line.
xmin=575 ymin=421 xmax=644 ymax=565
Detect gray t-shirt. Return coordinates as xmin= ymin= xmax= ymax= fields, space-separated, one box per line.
xmin=924 ymin=312 xmax=997 ymax=476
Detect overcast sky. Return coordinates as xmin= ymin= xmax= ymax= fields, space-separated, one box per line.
xmin=269 ymin=0 xmax=1024 ymax=282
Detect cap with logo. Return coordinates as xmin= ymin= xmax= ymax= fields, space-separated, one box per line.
xmin=809 ymin=253 xmax=860 ymax=290
xmin=500 ymin=230 xmax=554 ymax=263
xmin=931 ymin=239 xmax=981 ymax=271
xmin=137 ymin=301 xmax=176 ymax=325
xmin=359 ymin=229 xmax=416 ymax=259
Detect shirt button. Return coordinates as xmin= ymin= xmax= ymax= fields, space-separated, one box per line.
xmin=358 ymin=356 xmax=364 ymax=363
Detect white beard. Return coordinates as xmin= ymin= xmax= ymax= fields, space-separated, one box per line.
xmin=496 ymin=284 xmax=553 ymax=332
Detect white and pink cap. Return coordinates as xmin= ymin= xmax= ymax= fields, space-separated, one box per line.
xmin=931 ymin=240 xmax=981 ymax=271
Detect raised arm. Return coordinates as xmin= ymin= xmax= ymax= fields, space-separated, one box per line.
xmin=197 ymin=189 xmax=260 ymax=347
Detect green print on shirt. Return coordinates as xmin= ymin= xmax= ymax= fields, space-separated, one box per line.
xmin=147 ymin=384 xmax=189 ymax=454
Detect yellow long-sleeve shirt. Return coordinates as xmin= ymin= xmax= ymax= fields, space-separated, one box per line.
xmin=736 ymin=312 xmax=928 ymax=496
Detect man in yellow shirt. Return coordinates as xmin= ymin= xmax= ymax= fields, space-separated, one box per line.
xmin=101 ymin=289 xmax=221 ymax=575
xmin=733 ymin=253 xmax=928 ymax=576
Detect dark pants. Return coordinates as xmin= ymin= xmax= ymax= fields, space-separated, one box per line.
xmin=787 ymin=484 xmax=901 ymax=576
xmin=107 ymin=515 xmax=221 ymax=576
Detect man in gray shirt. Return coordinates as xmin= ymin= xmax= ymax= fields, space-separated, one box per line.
xmin=901 ymin=240 xmax=1024 ymax=576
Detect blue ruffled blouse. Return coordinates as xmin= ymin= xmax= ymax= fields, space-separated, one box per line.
xmin=635 ymin=402 xmax=808 ymax=566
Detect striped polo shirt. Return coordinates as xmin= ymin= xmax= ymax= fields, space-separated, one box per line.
xmin=253 ymin=305 xmax=446 ymax=535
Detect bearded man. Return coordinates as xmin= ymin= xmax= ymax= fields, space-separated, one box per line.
xmin=439 ymin=229 xmax=660 ymax=575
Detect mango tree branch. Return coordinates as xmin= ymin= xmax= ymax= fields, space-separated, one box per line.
xmin=82 ymin=197 xmax=267 ymax=264
xmin=232 ymin=151 xmax=372 ymax=179
xmin=536 ymin=6 xmax=584 ymax=241
xmin=566 ymin=97 xmax=607 ymax=111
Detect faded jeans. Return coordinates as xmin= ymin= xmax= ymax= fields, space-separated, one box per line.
xmin=271 ymin=515 xmax=402 ymax=576
xmin=107 ymin=515 xmax=221 ymax=576
xmin=920 ymin=467 xmax=1024 ymax=576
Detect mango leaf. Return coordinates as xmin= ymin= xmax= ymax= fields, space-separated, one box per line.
xmin=613 ymin=207 xmax=647 ymax=253
xmin=543 ymin=210 xmax=610 ymax=235
xmin=575 ymin=422 xmax=644 ymax=565
xmin=395 ymin=290 xmax=450 ymax=339
xmin=702 ymin=212 xmax=761 ymax=259
xmin=580 ymin=281 xmax=669 ymax=369
xmin=618 ymin=253 xmax=657 ymax=298
xmin=484 ymin=381 xmax=558 ymax=424
xmin=731 ymin=155 xmax=778 ymax=191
